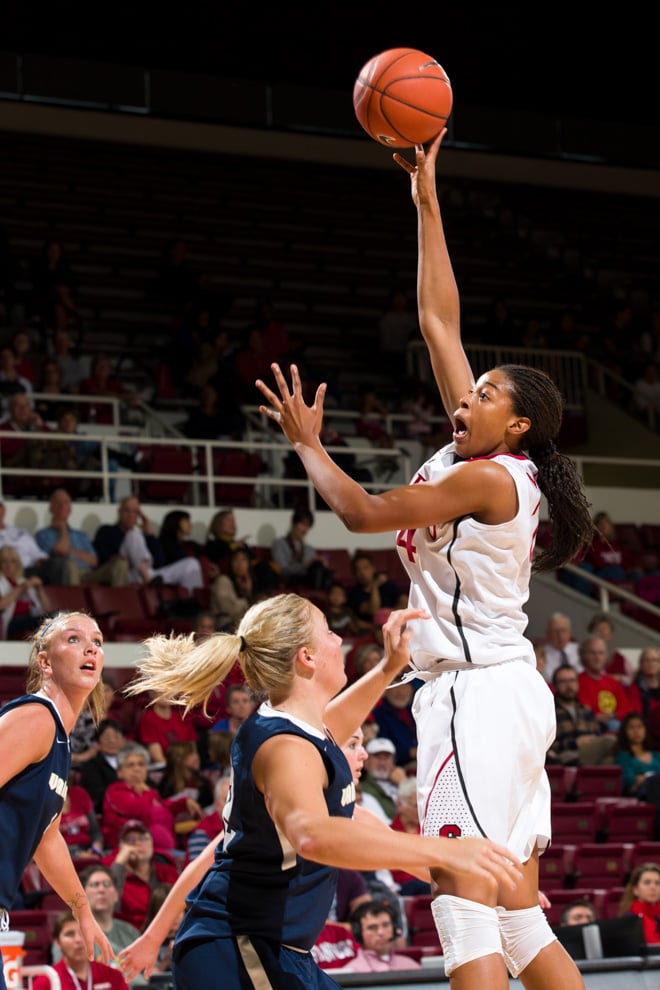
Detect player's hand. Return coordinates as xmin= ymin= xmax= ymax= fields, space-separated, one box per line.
xmin=118 ymin=932 xmax=162 ymax=982
xmin=256 ymin=363 xmax=327 ymax=447
xmin=435 ymin=836 xmax=523 ymax=891
xmin=379 ymin=607 xmax=430 ymax=681
xmin=392 ymin=128 xmax=447 ymax=207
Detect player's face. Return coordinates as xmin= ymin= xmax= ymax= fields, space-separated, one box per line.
xmin=342 ymin=729 xmax=368 ymax=783
xmin=452 ymin=369 xmax=522 ymax=457
xmin=41 ymin=616 xmax=104 ymax=696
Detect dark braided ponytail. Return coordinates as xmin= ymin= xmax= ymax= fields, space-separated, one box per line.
xmin=500 ymin=365 xmax=594 ymax=571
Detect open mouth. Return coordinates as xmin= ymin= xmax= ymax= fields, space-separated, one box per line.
xmin=453 ymin=416 xmax=468 ymax=440
xmin=80 ymin=661 xmax=96 ymax=672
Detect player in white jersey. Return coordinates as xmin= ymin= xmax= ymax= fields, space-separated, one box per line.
xmin=256 ymin=130 xmax=593 ymax=990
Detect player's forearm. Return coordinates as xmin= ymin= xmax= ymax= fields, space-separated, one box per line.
xmin=141 ymin=836 xmax=220 ymax=945
xmin=34 ymin=828 xmax=89 ymax=914
xmin=293 ymin=441 xmax=379 ymax=532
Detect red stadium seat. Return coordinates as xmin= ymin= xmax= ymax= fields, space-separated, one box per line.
xmin=571 ymin=842 xmax=632 ymax=889
xmin=551 ymin=802 xmax=599 ymax=843
xmin=569 ymin=765 xmax=623 ymax=801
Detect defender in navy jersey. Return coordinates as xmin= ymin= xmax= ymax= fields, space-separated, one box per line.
xmin=256 ymin=132 xmax=593 ymax=990
xmin=0 ymin=611 xmax=112 ymax=988
xmin=118 ymin=594 xmax=522 ymax=989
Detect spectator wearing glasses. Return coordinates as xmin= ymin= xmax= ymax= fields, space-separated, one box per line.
xmin=547 ymin=663 xmax=616 ymax=766
xmin=53 ymin=865 xmax=147 ymax=986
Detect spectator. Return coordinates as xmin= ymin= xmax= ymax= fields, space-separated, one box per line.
xmin=400 ymin=379 xmax=449 ymax=457
xmin=32 ymin=910 xmax=130 ymax=990
xmin=0 ymin=544 xmax=53 ymax=640
xmin=0 ymin=390 xmax=50 ymax=466
xmin=617 ymin=862 xmax=660 ymax=945
xmin=323 ymin=582 xmax=372 ymax=638
xmin=50 ymin=327 xmax=88 ymax=393
xmin=233 ymin=326 xmax=273 ymax=404
xmin=0 ymin=344 xmax=33 ymax=410
xmin=68 ymin=675 xmax=116 ymax=768
xmin=153 ymin=237 xmax=202 ymax=318
xmin=355 ymin=388 xmax=395 ymax=449
xmin=203 ymin=508 xmax=247 ymax=568
xmin=186 ymin=774 xmax=231 ymax=863
xmin=210 ymin=547 xmax=274 ymax=632
xmin=578 ymin=635 xmax=633 ymax=733
xmin=389 ymin=776 xmax=431 ymax=896
xmin=541 ymin=611 xmax=582 ymax=683
xmin=246 ymin=297 xmax=290 ymax=365
xmin=347 ymin=551 xmax=403 ymax=624
xmin=0 ymin=500 xmax=73 ymax=585
xmin=370 ymin=678 xmax=418 ymax=770
xmin=79 ymin=718 xmax=127 ymax=814
xmin=311 ymin=921 xmax=360 ymax=972
xmin=209 ymin=684 xmax=255 ymax=734
xmin=347 ymin=899 xmax=421 ymax=973
xmin=587 ymin=612 xmax=635 ymax=687
xmin=53 ymin=865 xmax=146 ymax=986
xmin=157 ymin=740 xmax=213 ymax=810
xmin=180 ymin=381 xmax=245 ymax=443
xmin=34 ymin=357 xmax=67 ymax=420
xmin=632 ymin=361 xmax=660 ymax=419
xmin=30 ymin=237 xmax=79 ymax=334
xmin=628 ymin=647 xmax=660 ymax=749
xmin=36 ymin=488 xmax=130 ymax=586
xmin=103 ymin=820 xmax=180 ymax=932
xmin=101 ymin=743 xmax=202 ymax=854
xmin=137 ymin=695 xmax=200 ymax=765
xmin=11 ymin=329 xmax=38 ymax=385
xmin=93 ymin=496 xmax=203 ymax=594
xmin=79 ymin=355 xmax=141 ymax=426
xmin=377 ymin=286 xmax=418 ymax=381
xmin=157 ymin=509 xmax=208 ymax=571
xmin=546 ymin=664 xmax=616 ymax=766
xmin=560 ymin=900 xmax=598 ymax=926
xmin=59 ymin=780 xmax=104 ymax=859
xmin=581 ymin=511 xmax=644 ymax=586
xmin=55 ymin=405 xmax=144 ymax=500
xmin=270 ymin=507 xmax=333 ymax=591
xmin=358 ymin=738 xmax=406 ymax=824
xmin=615 ymin=711 xmax=660 ymax=796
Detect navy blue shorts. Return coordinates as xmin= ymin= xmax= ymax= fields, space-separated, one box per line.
xmin=172 ymin=934 xmax=341 ymax=990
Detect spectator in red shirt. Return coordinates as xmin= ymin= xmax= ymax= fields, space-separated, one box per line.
xmin=101 ymin=743 xmax=202 ymax=853
xmin=138 ymin=695 xmax=200 ymax=765
xmin=102 ymin=820 xmax=179 ymax=932
xmin=618 ymin=862 xmax=660 ymax=945
xmin=577 ymin=635 xmax=632 ymax=733
xmin=32 ymin=911 xmax=130 ymax=990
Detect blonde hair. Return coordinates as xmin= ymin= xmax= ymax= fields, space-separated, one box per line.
xmin=618 ymin=862 xmax=660 ymax=915
xmin=127 ymin=593 xmax=314 ymax=715
xmin=25 ymin=611 xmax=106 ymax=723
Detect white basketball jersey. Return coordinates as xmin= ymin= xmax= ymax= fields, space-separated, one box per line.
xmin=396 ymin=443 xmax=540 ymax=672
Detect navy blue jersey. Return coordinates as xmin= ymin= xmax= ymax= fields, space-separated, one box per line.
xmin=0 ymin=694 xmax=70 ymax=908
xmin=178 ymin=703 xmax=355 ymax=951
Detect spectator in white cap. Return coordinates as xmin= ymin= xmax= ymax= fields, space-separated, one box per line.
xmin=358 ymin=738 xmax=406 ymax=823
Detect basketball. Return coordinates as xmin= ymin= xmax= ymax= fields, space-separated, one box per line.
xmin=352 ymin=47 xmax=452 ymax=149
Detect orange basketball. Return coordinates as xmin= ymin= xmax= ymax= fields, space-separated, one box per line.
xmin=352 ymin=47 xmax=452 ymax=149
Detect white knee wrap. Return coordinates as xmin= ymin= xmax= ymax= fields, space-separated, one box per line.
xmin=496 ymin=905 xmax=557 ymax=978
xmin=431 ymin=895 xmax=503 ymax=976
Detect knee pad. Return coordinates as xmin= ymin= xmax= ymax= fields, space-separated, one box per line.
xmin=496 ymin=904 xmax=557 ymax=978
xmin=431 ymin=895 xmax=503 ymax=976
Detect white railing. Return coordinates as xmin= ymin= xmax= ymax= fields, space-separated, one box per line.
xmin=22 ymin=965 xmax=61 ymax=989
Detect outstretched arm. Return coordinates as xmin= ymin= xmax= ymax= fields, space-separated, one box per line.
xmin=34 ymin=824 xmax=113 ymax=964
xmin=118 ymin=834 xmax=222 ymax=981
xmin=324 ymin=607 xmax=428 ymax=745
xmin=393 ymin=130 xmax=473 ymax=419
xmin=256 ymin=363 xmax=513 ymax=533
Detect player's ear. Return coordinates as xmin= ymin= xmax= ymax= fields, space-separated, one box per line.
xmin=508 ymin=416 xmax=531 ymax=438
